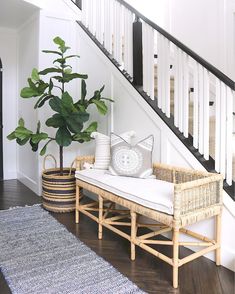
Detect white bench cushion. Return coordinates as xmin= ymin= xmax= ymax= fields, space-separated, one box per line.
xmin=75 ymin=169 xmax=174 ymax=215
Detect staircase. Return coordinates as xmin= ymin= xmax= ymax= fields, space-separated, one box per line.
xmin=154 ymin=65 xmax=235 ymax=183
xmin=73 ymin=0 xmax=234 ymax=199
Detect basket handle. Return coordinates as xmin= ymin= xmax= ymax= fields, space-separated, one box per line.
xmin=43 ymin=154 xmax=57 ymax=171
xmin=69 ymin=159 xmax=76 ymax=176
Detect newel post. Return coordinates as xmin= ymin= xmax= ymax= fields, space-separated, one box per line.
xmin=133 ymin=16 xmax=143 ymax=86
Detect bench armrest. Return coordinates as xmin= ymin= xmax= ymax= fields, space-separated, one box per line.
xmin=173 ymin=174 xmax=223 ymax=218
xmin=75 ymin=155 xmax=95 ymax=171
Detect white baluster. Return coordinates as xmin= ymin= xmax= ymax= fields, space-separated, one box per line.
xmin=113 ymin=0 xmax=117 ymax=58
xmin=145 ymin=24 xmax=150 ymax=96
xmin=146 ymin=24 xmax=154 ymax=99
xmin=215 ymin=78 xmax=221 ymax=172
xmin=182 ymin=53 xmax=189 ymax=137
xmin=96 ymin=0 xmax=100 ymax=41
xmin=114 ymin=2 xmax=122 ymax=65
xmin=220 ymin=82 xmax=226 ymax=177
xmin=161 ymin=35 xmax=165 ymax=112
xmin=100 ymin=0 xmax=105 ymax=45
xmin=88 ymin=0 xmax=93 ymax=33
xmin=198 ymin=64 xmax=204 ymax=155
xmin=203 ymin=68 xmax=210 ymax=160
xmin=165 ymin=38 xmax=171 ymax=117
xmin=157 ymin=33 xmax=162 ymax=108
xmin=128 ymin=10 xmax=133 ymax=77
xmin=81 ymin=0 xmax=86 ymax=26
xmin=123 ymin=8 xmax=133 ymax=77
xmin=174 ymin=46 xmax=179 ymax=127
xmin=149 ymin=26 xmax=155 ymax=100
xmin=104 ymin=0 xmax=112 ymax=54
xmin=226 ymin=87 xmax=233 ymax=185
xmin=193 ymin=62 xmax=199 ymax=149
xmin=142 ymin=22 xmax=146 ymax=93
xmin=178 ymin=50 xmax=183 ymax=133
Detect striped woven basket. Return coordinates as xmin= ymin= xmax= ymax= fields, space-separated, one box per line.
xmin=42 ymin=155 xmax=81 ymax=213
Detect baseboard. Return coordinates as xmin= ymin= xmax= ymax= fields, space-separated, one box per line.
xmin=17 ymin=172 xmax=40 ymax=196
xmin=4 ymin=171 xmax=17 ymax=180
xmin=221 ymin=247 xmax=235 ymax=272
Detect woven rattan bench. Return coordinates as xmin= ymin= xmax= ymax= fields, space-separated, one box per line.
xmin=75 ymin=155 xmax=223 ymax=288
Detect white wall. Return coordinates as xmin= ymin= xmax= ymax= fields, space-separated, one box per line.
xmin=0 ymin=28 xmax=17 ymax=180
xmin=17 ymin=13 xmax=40 ymax=194
xmin=77 ymin=24 xmax=235 ymax=272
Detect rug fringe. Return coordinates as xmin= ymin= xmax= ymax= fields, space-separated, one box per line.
xmin=4 ymin=203 xmax=42 ymax=211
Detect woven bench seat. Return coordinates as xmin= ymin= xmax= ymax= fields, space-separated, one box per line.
xmin=74 ymin=155 xmax=223 ymax=289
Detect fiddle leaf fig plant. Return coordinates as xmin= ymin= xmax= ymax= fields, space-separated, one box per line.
xmin=7 ymin=36 xmax=112 ymax=174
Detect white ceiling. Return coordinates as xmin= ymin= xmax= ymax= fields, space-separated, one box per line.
xmin=0 ymin=0 xmax=39 ymax=29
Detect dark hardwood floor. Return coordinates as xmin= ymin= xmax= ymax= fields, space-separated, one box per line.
xmin=0 ymin=180 xmax=234 ymax=294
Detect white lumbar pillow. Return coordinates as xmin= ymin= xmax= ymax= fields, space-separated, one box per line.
xmin=91 ymin=131 xmax=136 ymax=170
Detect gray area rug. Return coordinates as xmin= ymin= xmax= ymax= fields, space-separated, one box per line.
xmin=0 ymin=205 xmax=146 ymax=294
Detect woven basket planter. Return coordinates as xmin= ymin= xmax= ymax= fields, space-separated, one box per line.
xmin=42 ymin=155 xmax=81 ymax=213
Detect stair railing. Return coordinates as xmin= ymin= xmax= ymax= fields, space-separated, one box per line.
xmin=80 ymin=0 xmax=234 ymax=190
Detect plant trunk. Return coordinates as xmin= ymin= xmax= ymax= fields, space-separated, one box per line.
xmin=59 ymin=145 xmax=63 ymax=175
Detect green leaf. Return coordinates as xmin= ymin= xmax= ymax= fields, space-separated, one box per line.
xmin=65 ymin=112 xmax=89 ymax=133
xmin=40 ymin=139 xmax=53 ymax=156
xmin=84 ymin=121 xmax=98 ymax=133
xmin=53 ymin=37 xmax=70 ymax=53
xmin=46 ymin=114 xmax=65 ymax=128
xmin=20 ymin=87 xmax=39 ymax=98
xmin=29 ymin=139 xmax=38 ymax=152
xmin=55 ymin=127 xmax=72 ymax=147
xmin=38 ymin=68 xmax=62 ymax=75
xmin=76 ymin=103 xmax=86 ymax=112
xmin=92 ymin=99 xmax=108 ymax=115
xmin=73 ymin=132 xmax=92 ymax=143
xmin=34 ymin=94 xmax=52 ymax=109
xmin=61 ymin=46 xmax=70 ymax=53
xmin=65 ymin=54 xmax=80 ymax=59
xmin=53 ymin=36 xmax=65 ymax=47
xmin=62 ymin=91 xmax=73 ymax=104
xmin=31 ymin=68 xmax=39 ymax=81
xmin=42 ymin=50 xmax=63 ymax=56
xmin=53 ymin=55 xmax=80 ymax=65
xmin=31 ymin=132 xmax=48 ymax=144
xmin=49 ymin=97 xmax=62 ymax=113
xmin=48 ymin=79 xmax=53 ymax=94
xmin=81 ymin=79 xmax=87 ymax=101
xmin=63 ymin=73 xmax=88 ymax=83
xmin=100 ymin=85 xmax=105 ymax=93
xmin=18 ymin=118 xmax=24 ymax=127
xmin=100 ymin=97 xmax=114 ymax=102
xmin=15 ymin=126 xmax=33 ymax=140
xmin=53 ymin=58 xmax=66 ymax=64
xmin=28 ymin=78 xmax=38 ymax=91
xmin=36 ymin=121 xmax=41 ymax=133
xmin=37 ymin=81 xmax=49 ymax=95
xmin=64 ymin=68 xmax=72 ymax=74
xmin=17 ymin=137 xmax=30 ymax=146
xmin=7 ymin=131 xmax=16 ymax=140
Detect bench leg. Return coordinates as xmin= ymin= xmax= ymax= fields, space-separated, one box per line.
xmin=98 ymin=195 xmax=103 ymax=240
xmin=131 ymin=211 xmax=137 ymax=261
xmin=75 ymin=184 xmax=80 ymax=224
xmin=215 ymin=213 xmax=221 ymax=266
xmin=173 ymin=227 xmax=179 ymax=288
